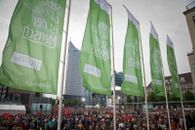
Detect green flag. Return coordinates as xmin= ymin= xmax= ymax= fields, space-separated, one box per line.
xmin=0 ymin=0 xmax=66 ymax=94
xmin=121 ymin=9 xmax=144 ymax=97
xmin=167 ymin=36 xmax=180 ymax=97
xmin=80 ymin=0 xmax=111 ymax=95
xmin=149 ymin=23 xmax=165 ymax=97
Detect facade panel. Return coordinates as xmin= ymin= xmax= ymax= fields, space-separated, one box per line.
xmin=184 ymin=3 xmax=195 ymax=93
xmin=63 ymin=42 xmax=84 ymax=96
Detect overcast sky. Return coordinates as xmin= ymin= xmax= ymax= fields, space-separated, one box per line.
xmin=0 ymin=0 xmax=192 ymax=85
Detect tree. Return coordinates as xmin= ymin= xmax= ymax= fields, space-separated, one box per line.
xmin=183 ymin=91 xmax=195 ymax=101
xmin=147 ymin=92 xmax=165 ymax=101
xmin=168 ymin=94 xmax=180 ymax=101
xmin=126 ymin=95 xmax=132 ymax=102
xmin=63 ymin=98 xmax=79 ymax=106
xmin=148 ymin=92 xmax=156 ymax=101
xmin=138 ymin=96 xmax=144 ymax=102
xmin=156 ymin=96 xmax=165 ymax=101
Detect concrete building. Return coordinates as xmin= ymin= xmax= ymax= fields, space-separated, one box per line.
xmin=165 ymin=72 xmax=194 ymax=94
xmin=63 ymin=42 xmax=84 ymax=97
xmin=183 ymin=1 xmax=195 ymax=93
xmin=184 ymin=1 xmax=195 ymax=49
xmin=147 ymin=72 xmax=194 ymax=95
xmin=63 ymin=42 xmax=99 ymax=106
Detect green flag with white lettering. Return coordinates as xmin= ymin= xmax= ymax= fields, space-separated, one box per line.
xmin=0 ymin=0 xmax=66 ymax=94
xmin=121 ymin=9 xmax=144 ymax=97
xmin=80 ymin=0 xmax=111 ymax=95
xmin=149 ymin=23 xmax=165 ymax=97
xmin=167 ymin=36 xmax=180 ymax=97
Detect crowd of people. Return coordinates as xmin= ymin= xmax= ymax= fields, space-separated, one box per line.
xmin=0 ymin=108 xmax=195 ymax=130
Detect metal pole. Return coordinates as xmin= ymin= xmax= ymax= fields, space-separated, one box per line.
xmin=57 ymin=0 xmax=71 ymax=130
xmin=109 ymin=5 xmax=117 ymax=130
xmin=122 ymin=3 xmax=149 ymax=129
xmin=29 ymin=92 xmax=32 ymax=114
xmin=169 ymin=35 xmax=187 ymax=130
xmin=163 ymin=74 xmax=172 ymax=130
xmin=178 ymin=80 xmax=187 ymax=130
xmin=138 ymin=23 xmax=150 ymax=130
xmin=151 ymin=23 xmax=172 ymax=130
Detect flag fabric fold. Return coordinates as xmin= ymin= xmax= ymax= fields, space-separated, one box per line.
xmin=149 ymin=23 xmax=165 ymax=97
xmin=121 ymin=9 xmax=144 ymax=97
xmin=0 ymin=0 xmax=66 ymax=94
xmin=167 ymin=36 xmax=180 ymax=97
xmin=80 ymin=0 xmax=111 ymax=95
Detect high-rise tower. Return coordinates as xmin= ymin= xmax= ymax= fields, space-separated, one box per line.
xmin=63 ymin=42 xmax=84 ymax=97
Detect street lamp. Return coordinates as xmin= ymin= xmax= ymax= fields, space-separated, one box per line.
xmin=81 ymin=97 xmax=86 ymax=115
xmin=117 ymin=96 xmax=121 ymax=109
xmin=81 ymin=97 xmax=86 ymax=108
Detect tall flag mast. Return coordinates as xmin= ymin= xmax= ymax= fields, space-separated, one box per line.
xmin=79 ymin=0 xmax=117 ymax=129
xmin=109 ymin=4 xmax=117 ymax=130
xmin=166 ymin=35 xmax=187 ymax=130
xmin=121 ymin=6 xmax=149 ymax=129
xmin=56 ymin=0 xmax=72 ymax=129
xmin=149 ymin=22 xmax=171 ymax=129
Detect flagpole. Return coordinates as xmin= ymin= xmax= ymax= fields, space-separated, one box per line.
xmin=178 ymin=74 xmax=187 ymax=130
xmin=138 ymin=23 xmax=150 ymax=130
xmin=168 ymin=35 xmax=187 ymax=130
xmin=153 ymin=28 xmax=172 ymax=130
xmin=162 ymin=69 xmax=172 ymax=130
xmin=158 ymin=41 xmax=172 ymax=130
xmin=122 ymin=4 xmax=150 ymax=129
xmin=122 ymin=4 xmax=149 ymax=129
xmin=109 ymin=5 xmax=117 ymax=130
xmin=57 ymin=0 xmax=71 ymax=130
xmin=150 ymin=22 xmax=172 ymax=130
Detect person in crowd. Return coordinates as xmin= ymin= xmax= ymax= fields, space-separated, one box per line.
xmin=0 ymin=108 xmax=195 ymax=130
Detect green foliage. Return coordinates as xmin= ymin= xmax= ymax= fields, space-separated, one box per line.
xmin=168 ymin=94 xmax=180 ymax=101
xmin=148 ymin=92 xmax=156 ymax=101
xmin=63 ymin=98 xmax=79 ymax=106
xmin=156 ymin=96 xmax=165 ymax=101
xmin=138 ymin=96 xmax=144 ymax=102
xmin=183 ymin=91 xmax=195 ymax=101
xmin=127 ymin=95 xmax=132 ymax=102
xmin=148 ymin=92 xmax=165 ymax=101
xmin=126 ymin=96 xmax=144 ymax=103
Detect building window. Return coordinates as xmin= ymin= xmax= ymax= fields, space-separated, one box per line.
xmin=180 ymin=77 xmax=185 ymax=83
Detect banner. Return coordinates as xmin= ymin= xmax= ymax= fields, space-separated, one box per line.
xmin=121 ymin=9 xmax=144 ymax=97
xmin=80 ymin=0 xmax=111 ymax=95
xmin=149 ymin=23 xmax=165 ymax=97
xmin=167 ymin=36 xmax=180 ymax=97
xmin=0 ymin=0 xmax=66 ymax=94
